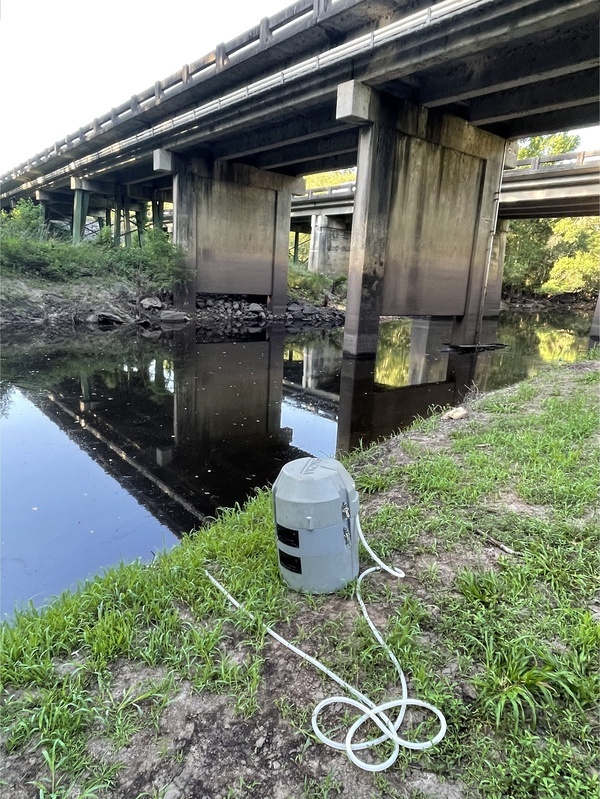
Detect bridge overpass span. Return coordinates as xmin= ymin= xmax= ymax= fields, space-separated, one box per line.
xmin=1 ymin=0 xmax=598 ymax=353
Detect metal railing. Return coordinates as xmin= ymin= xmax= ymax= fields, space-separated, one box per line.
xmin=2 ymin=0 xmax=488 ymax=188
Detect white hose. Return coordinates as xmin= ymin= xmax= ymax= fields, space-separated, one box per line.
xmin=202 ymin=516 xmax=446 ymax=772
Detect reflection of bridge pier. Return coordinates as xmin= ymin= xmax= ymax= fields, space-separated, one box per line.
xmin=173 ymin=329 xmax=288 ymax=451
xmin=336 ymin=316 xmax=493 ymax=453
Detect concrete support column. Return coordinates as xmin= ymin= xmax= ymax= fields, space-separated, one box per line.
xmin=590 ymin=293 xmax=600 ymax=343
xmin=135 ymin=209 xmax=146 ymax=246
xmin=123 ymin=202 xmax=132 ymax=248
xmin=308 ymin=214 xmax=351 ymax=276
xmin=338 ymin=84 xmax=397 ymax=356
xmin=484 ymin=218 xmax=510 ymax=316
xmin=114 ymin=193 xmax=123 ymax=244
xmin=338 ymin=81 xmax=506 ymax=355
xmin=72 ymin=189 xmax=90 ymax=244
xmin=152 ymin=199 xmax=164 ymax=231
xmin=162 ymin=150 xmax=302 ymax=314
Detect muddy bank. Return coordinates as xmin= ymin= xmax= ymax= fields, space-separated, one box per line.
xmin=0 ymin=277 xmax=344 ymax=337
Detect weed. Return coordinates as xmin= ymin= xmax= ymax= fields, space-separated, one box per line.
xmin=302 ymin=770 xmax=343 ymax=798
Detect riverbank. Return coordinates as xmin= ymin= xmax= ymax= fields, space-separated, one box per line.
xmin=0 ymin=273 xmax=345 ymax=335
xmin=1 ymin=356 xmax=599 ymax=799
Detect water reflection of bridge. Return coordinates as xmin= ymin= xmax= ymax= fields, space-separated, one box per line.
xmin=19 ymin=322 xmax=506 ymax=536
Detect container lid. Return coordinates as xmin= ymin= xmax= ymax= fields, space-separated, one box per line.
xmin=273 ymin=457 xmax=359 ymax=530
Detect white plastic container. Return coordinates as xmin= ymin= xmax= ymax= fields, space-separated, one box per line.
xmin=273 ymin=457 xmax=360 ymax=594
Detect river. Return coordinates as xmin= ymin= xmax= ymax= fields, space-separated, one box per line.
xmin=1 ymin=308 xmax=593 ymax=616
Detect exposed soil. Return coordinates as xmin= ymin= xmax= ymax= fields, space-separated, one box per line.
xmin=0 ymin=277 xmax=345 ymax=337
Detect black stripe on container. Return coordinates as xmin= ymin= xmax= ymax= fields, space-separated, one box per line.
xmin=276 ymin=524 xmax=299 ymax=548
xmin=279 ymin=549 xmax=302 ymax=574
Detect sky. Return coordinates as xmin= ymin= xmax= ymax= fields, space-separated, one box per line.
xmin=0 ymin=0 xmax=597 ymax=174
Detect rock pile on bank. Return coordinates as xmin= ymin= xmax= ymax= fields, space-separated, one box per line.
xmin=193 ymin=294 xmax=344 ymax=335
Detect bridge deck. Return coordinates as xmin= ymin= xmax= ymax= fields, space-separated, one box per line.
xmin=1 ymin=0 xmax=598 ymax=207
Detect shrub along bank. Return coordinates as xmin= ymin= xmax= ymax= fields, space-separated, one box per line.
xmin=0 ymin=200 xmax=186 ymax=294
xmin=0 ymin=320 xmax=598 ymax=793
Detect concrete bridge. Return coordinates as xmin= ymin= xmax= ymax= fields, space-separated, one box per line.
xmin=1 ymin=0 xmax=598 ymax=353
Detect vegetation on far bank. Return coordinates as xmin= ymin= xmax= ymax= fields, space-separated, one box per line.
xmin=1 ymin=199 xmax=344 ymax=314
xmin=503 ymin=134 xmax=600 ymax=301
xmin=0 ymin=200 xmax=187 ymax=303
xmin=1 ymin=355 xmax=598 ymax=799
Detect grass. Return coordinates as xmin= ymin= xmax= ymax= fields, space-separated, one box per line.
xmin=1 ymin=360 xmax=599 ymax=797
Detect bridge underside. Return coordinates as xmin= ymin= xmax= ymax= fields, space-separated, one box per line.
xmin=1 ymin=0 xmax=598 ymax=353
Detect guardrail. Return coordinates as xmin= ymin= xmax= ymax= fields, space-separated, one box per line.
xmin=2 ymin=0 xmax=488 ymax=187
xmin=292 ymin=151 xmax=600 ymax=199
xmin=513 ymin=149 xmax=600 ymax=171
xmin=294 ymin=181 xmax=357 ymax=201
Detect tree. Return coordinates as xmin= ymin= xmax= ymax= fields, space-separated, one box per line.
xmin=502 ymin=133 xmax=581 ymax=297
xmin=541 ymin=218 xmax=600 ymax=297
xmin=304 ymin=168 xmax=356 ymax=190
xmin=517 ymin=133 xmax=580 ymax=160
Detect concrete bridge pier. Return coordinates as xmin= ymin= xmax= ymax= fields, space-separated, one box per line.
xmin=485 ymin=219 xmax=510 ymax=316
xmin=590 ymin=294 xmax=600 ymax=344
xmin=308 ymin=214 xmax=352 ymax=277
xmin=72 ymin=188 xmax=90 ymax=244
xmin=156 ymin=150 xmax=302 ymax=314
xmin=337 ymin=81 xmax=506 ymax=357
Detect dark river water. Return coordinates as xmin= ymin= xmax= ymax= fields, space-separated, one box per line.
xmin=1 ymin=309 xmax=593 ymax=616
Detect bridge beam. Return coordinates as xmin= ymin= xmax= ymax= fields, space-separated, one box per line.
xmin=338 ymin=81 xmax=506 ymax=356
xmin=162 ymin=152 xmax=303 ymax=314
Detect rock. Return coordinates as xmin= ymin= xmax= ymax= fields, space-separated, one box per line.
xmin=461 ymin=682 xmax=478 ymax=702
xmin=160 ymin=310 xmax=190 ymax=323
xmin=86 ymin=314 xmax=99 ymax=324
xmin=287 ymin=302 xmax=302 ymax=311
xmin=247 ymin=302 xmax=264 ymax=312
xmin=243 ymin=312 xmax=259 ymax=322
xmin=140 ymin=297 xmax=162 ymax=310
xmin=97 ymin=311 xmax=125 ymax=325
xmin=302 ymin=304 xmax=319 ymax=315
xmin=441 ymin=406 xmax=469 ymax=420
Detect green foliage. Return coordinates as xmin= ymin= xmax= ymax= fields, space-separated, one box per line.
xmin=541 ymin=252 xmax=599 ymax=297
xmin=287 ymin=262 xmax=333 ymax=303
xmin=517 ymin=133 xmax=580 ymax=160
xmin=0 ymin=198 xmax=46 ymax=238
xmin=304 ymin=168 xmax=355 ymax=189
xmin=541 ymin=218 xmax=600 ymax=296
xmin=0 ymin=202 xmax=186 ymax=293
xmin=474 ymin=633 xmax=580 ymax=732
xmin=503 ymin=219 xmax=554 ymax=296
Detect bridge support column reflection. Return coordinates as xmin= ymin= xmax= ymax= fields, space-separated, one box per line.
xmin=337 ymin=316 xmax=496 ymax=453
xmin=336 ymin=356 xmax=377 ymax=455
